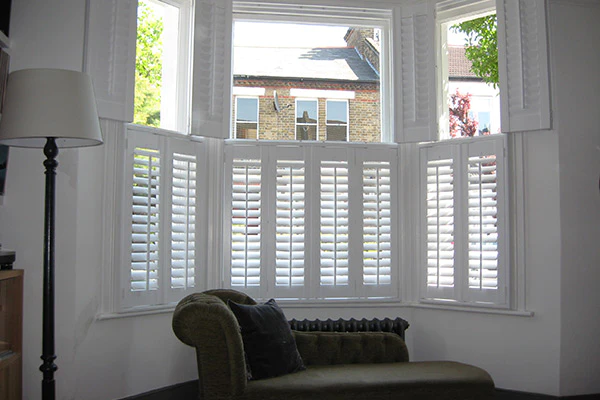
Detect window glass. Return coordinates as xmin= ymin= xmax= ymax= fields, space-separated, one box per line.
xmin=232 ymin=20 xmax=385 ymax=142
xmin=296 ymin=100 xmax=318 ymax=140
xmin=235 ymin=97 xmax=259 ymax=139
xmin=443 ymin=13 xmax=500 ymax=139
xmin=326 ymin=100 xmax=348 ymax=141
xmin=134 ymin=0 xmax=189 ymax=132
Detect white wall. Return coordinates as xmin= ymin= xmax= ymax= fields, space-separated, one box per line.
xmin=0 ymin=0 xmax=597 ymax=399
xmin=551 ymin=1 xmax=600 ymax=396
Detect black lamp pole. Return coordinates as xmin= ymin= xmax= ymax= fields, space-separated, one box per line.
xmin=40 ymin=137 xmax=58 ymax=400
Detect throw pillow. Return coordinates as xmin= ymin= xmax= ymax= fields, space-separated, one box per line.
xmin=228 ymin=298 xmax=306 ymax=380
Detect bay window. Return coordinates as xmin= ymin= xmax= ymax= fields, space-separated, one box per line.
xmin=87 ymin=0 xmax=551 ymax=314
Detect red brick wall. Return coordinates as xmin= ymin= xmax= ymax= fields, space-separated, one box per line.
xmin=233 ymin=78 xmax=381 ymax=142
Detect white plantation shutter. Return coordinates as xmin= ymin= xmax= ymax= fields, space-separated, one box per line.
xmin=170 ymin=152 xmax=197 ymax=290
xmin=224 ymin=143 xmax=398 ymax=300
xmin=191 ymin=0 xmax=233 ymax=138
xmin=125 ymin=131 xmax=162 ymax=307
xmin=393 ymin=1 xmax=436 ymax=143
xmin=360 ymin=148 xmax=398 ymax=298
xmin=497 ymin=0 xmax=551 ymax=132
xmin=225 ymin=146 xmax=263 ymax=297
xmin=420 ymin=137 xmax=508 ymax=306
xmin=465 ymin=139 xmax=507 ymax=304
xmin=319 ymin=155 xmax=351 ymax=298
xmin=422 ymin=145 xmax=458 ymax=301
xmin=274 ymin=156 xmax=306 ymax=298
xmin=124 ymin=129 xmax=206 ymax=309
xmin=85 ymin=0 xmax=137 ymax=121
xmin=165 ymin=137 xmax=203 ymax=303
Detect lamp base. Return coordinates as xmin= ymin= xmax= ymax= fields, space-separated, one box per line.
xmin=40 ymin=138 xmax=58 ymax=400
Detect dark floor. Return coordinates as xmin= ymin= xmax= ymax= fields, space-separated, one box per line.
xmin=123 ymin=381 xmax=600 ymax=400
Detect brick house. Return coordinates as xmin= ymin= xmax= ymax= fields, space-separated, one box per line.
xmin=232 ymin=28 xmax=382 ymax=142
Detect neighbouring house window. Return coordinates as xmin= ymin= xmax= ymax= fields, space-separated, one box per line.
xmin=295 ymin=99 xmax=318 ymax=140
xmin=326 ymin=100 xmax=348 ymax=141
xmin=235 ymin=97 xmax=259 ymax=139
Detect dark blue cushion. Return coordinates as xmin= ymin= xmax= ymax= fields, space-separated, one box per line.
xmin=228 ymin=298 xmax=305 ymax=380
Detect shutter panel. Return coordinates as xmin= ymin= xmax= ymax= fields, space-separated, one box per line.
xmin=191 ymin=0 xmax=233 ymax=138
xmin=85 ymin=0 xmax=137 ymax=122
xmin=359 ymin=147 xmax=397 ymax=298
xmin=421 ymin=145 xmax=458 ymax=301
xmin=393 ymin=1 xmax=436 ymax=143
xmin=124 ymin=130 xmax=162 ymax=307
xmin=274 ymin=157 xmax=306 ymax=298
xmin=226 ymin=147 xmax=262 ymax=297
xmin=317 ymin=148 xmax=352 ymax=298
xmin=362 ymin=162 xmax=392 ymax=287
xmin=497 ymin=0 xmax=551 ymax=132
xmin=465 ymin=138 xmax=508 ymax=304
xmin=166 ymin=137 xmax=201 ymax=302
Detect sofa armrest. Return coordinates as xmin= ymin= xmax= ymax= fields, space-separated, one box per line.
xmin=172 ymin=293 xmax=248 ymax=399
xmin=292 ymin=331 xmax=409 ymax=366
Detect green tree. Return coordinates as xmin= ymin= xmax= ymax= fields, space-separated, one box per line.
xmin=451 ymin=15 xmax=498 ymax=88
xmin=134 ymin=1 xmax=163 ymax=127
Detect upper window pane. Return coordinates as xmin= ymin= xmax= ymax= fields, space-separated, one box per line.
xmin=441 ymin=11 xmax=501 ymax=140
xmin=235 ymin=97 xmax=259 ymax=139
xmin=232 ymin=20 xmax=385 ymax=142
xmin=237 ymin=98 xmax=258 ymax=122
xmin=327 ymin=101 xmax=348 ymax=125
xmin=134 ymin=0 xmax=190 ymax=132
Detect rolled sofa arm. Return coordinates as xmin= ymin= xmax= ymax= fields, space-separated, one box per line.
xmin=293 ymin=331 xmax=409 ymax=366
xmin=172 ymin=293 xmax=248 ymax=399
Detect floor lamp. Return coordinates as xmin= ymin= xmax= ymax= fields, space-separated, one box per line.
xmin=0 ymin=69 xmax=103 ymax=400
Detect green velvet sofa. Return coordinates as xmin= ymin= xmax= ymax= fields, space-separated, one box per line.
xmin=172 ymin=290 xmax=495 ymax=400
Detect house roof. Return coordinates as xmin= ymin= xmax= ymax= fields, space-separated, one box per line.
xmin=233 ymin=46 xmax=380 ymax=82
xmin=448 ymin=45 xmax=477 ymax=79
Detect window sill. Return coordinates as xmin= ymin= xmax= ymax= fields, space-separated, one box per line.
xmin=96 ymin=304 xmax=177 ymax=320
xmin=407 ymin=302 xmax=534 ymax=317
xmin=96 ymin=299 xmax=534 ymax=320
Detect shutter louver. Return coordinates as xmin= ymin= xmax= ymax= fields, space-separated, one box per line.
xmin=394 ymin=2 xmax=436 ymax=143
xmin=191 ymin=0 xmax=233 ymax=138
xmin=275 ymin=160 xmax=305 ymax=288
xmin=231 ymin=158 xmax=262 ymax=287
xmin=171 ymin=152 xmax=197 ymax=290
xmin=425 ymin=158 xmax=455 ymax=294
xmin=363 ymin=162 xmax=392 ymax=286
xmin=130 ymin=147 xmax=161 ymax=292
xmin=320 ymin=161 xmax=349 ymax=287
xmin=497 ymin=0 xmax=550 ymax=132
xmin=467 ymin=154 xmax=499 ymax=291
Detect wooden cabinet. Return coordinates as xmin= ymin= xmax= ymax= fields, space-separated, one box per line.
xmin=0 ymin=270 xmax=22 ymax=400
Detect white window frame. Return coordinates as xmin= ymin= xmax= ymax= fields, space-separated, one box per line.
xmin=435 ymin=0 xmax=497 ymax=141
xmin=234 ymin=96 xmax=260 ymax=139
xmin=136 ymin=0 xmax=193 ymax=133
xmin=295 ymin=98 xmax=319 ymax=141
xmin=325 ymin=99 xmax=349 ymax=141
xmin=232 ymin=2 xmax=394 ymax=143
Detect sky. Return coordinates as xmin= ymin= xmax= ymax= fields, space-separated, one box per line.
xmin=234 ymin=21 xmax=350 ymax=47
xmin=234 ymin=21 xmax=468 ymax=48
